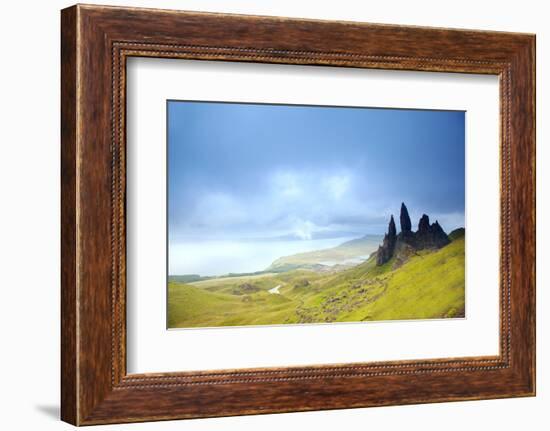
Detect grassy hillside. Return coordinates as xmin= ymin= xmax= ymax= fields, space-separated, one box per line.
xmin=168 ymin=234 xmax=465 ymax=328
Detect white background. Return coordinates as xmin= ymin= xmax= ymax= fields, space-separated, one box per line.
xmin=127 ymin=59 xmax=500 ymax=373
xmin=0 ymin=0 xmax=547 ymax=430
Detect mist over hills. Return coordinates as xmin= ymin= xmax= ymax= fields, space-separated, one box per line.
xmin=168 ymin=203 xmax=465 ymax=328
xmin=168 ymin=228 xmax=465 ymax=328
xmin=265 ymin=234 xmax=382 ymax=272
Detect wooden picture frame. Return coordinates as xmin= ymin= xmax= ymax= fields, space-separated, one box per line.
xmin=61 ymin=4 xmax=535 ymax=425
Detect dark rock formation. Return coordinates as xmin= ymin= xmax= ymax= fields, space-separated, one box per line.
xmin=388 ymin=214 xmax=397 ymax=239
xmin=376 ymin=203 xmax=452 ymax=266
xmin=232 ymin=283 xmax=260 ymax=295
xmin=376 ymin=215 xmax=397 ymax=265
xmin=396 ymin=202 xmax=416 ymax=246
xmin=391 ymin=241 xmax=417 ymax=269
xmin=415 ymin=214 xmax=450 ymax=249
xmin=400 ymin=202 xmax=412 ymax=233
xmin=418 ymin=214 xmax=430 ymax=233
xmin=295 ymin=279 xmax=310 ymax=288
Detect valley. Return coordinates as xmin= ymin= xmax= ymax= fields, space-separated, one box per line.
xmin=168 ymin=227 xmax=465 ymax=328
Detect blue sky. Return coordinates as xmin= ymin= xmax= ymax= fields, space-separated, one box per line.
xmin=168 ymin=101 xmax=465 ymax=243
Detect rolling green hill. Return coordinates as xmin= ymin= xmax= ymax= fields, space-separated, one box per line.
xmin=265 ymin=234 xmax=382 ymax=272
xmin=168 ymin=230 xmax=465 ymax=328
xmin=169 ymin=235 xmax=383 ymax=285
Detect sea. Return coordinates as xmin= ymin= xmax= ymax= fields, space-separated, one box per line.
xmin=168 ymin=236 xmax=356 ymax=277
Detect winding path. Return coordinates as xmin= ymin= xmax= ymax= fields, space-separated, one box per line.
xmin=268 ymin=285 xmax=282 ymax=294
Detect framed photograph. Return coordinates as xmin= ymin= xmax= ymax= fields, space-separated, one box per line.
xmin=61 ymin=4 xmax=536 ymax=425
xmin=165 ymin=101 xmax=466 ymax=330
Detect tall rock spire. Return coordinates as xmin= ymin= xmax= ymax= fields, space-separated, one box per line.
xmin=400 ymin=202 xmax=412 ymax=233
xmin=375 ymin=203 xmax=453 ymax=266
xmin=388 ymin=214 xmax=396 ymax=239
xmin=415 ymin=218 xmax=450 ymax=249
xmin=418 ymin=214 xmax=430 ymax=233
xmin=376 ymin=215 xmax=397 ymax=266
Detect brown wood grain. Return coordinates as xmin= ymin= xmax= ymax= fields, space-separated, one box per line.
xmin=61 ymin=4 xmax=536 ymax=425
xmin=60 ymin=5 xmax=78 ymax=425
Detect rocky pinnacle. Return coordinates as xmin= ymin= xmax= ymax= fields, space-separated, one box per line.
xmin=376 ymin=203 xmax=451 ymax=266
xmin=400 ymin=202 xmax=412 ymax=233
xmin=376 ymin=215 xmax=397 ymax=266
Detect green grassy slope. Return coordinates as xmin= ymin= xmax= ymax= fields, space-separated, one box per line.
xmin=334 ymin=236 xmax=465 ymax=322
xmin=168 ymin=233 xmax=465 ymax=328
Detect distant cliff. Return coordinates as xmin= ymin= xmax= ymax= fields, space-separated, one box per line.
xmin=376 ymin=202 xmax=451 ymax=266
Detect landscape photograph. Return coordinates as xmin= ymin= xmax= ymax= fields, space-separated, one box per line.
xmin=167 ymin=101 xmax=465 ymax=329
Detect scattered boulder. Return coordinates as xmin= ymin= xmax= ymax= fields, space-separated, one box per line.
xmin=295 ymin=279 xmax=310 ymax=288
xmin=240 ymin=283 xmax=259 ymax=292
xmin=232 ymin=283 xmax=260 ymax=295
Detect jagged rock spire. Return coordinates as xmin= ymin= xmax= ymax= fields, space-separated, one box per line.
xmin=388 ymin=215 xmax=396 ymax=239
xmin=375 ymin=203 xmax=453 ymax=267
xmin=415 ymin=214 xmax=450 ymax=249
xmin=376 ymin=214 xmax=397 ymax=266
xmin=400 ymin=202 xmax=412 ymax=233
xmin=418 ymin=214 xmax=430 ymax=233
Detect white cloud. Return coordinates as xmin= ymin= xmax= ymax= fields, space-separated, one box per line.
xmin=291 ymin=219 xmax=316 ymax=240
xmin=271 ymin=171 xmax=302 ymax=199
xmin=190 ymin=192 xmax=247 ymax=227
xmin=178 ymin=168 xmax=400 ymax=239
xmin=323 ymin=174 xmax=351 ymax=200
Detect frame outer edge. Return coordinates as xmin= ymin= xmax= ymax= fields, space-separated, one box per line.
xmin=61 ymin=4 xmax=536 ymax=424
xmin=506 ymin=35 xmax=536 ymax=396
xmin=523 ymin=34 xmax=536 ymax=395
xmin=531 ymin=34 xmax=536 ymax=396
xmin=61 ymin=5 xmax=79 ymax=426
xmin=526 ymin=35 xmax=536 ymax=396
